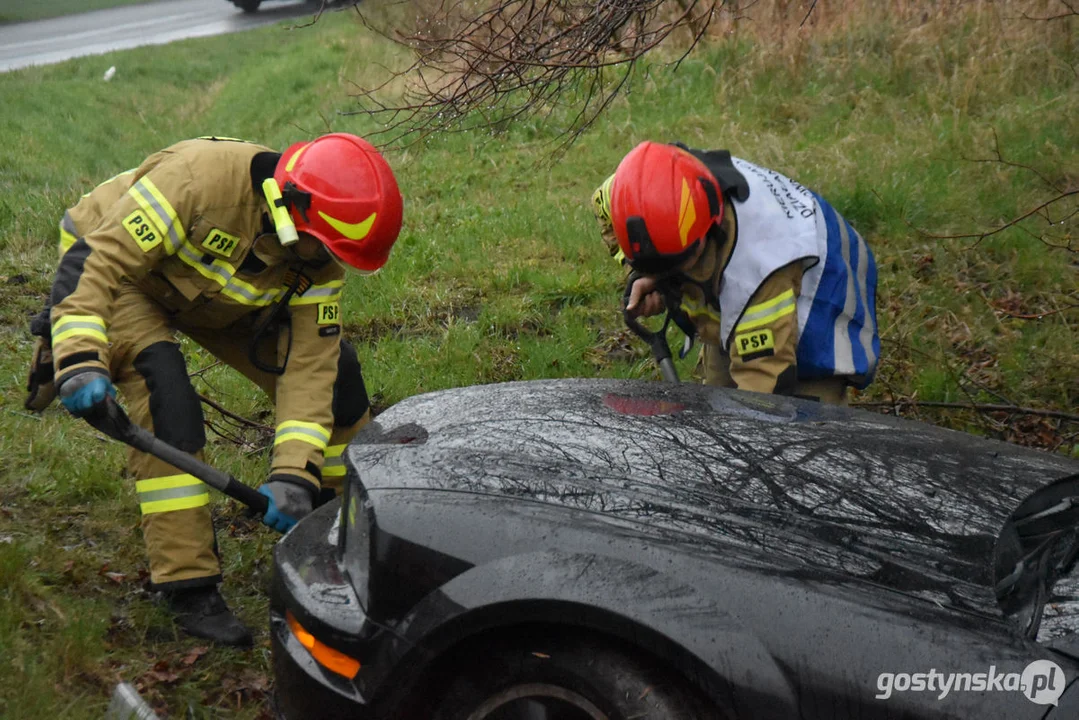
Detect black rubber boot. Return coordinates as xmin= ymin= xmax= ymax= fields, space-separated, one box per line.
xmin=166 ymin=586 xmax=253 ymax=647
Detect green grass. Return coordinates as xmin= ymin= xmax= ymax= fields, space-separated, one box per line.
xmin=0 ymin=0 xmax=169 ymax=24
xmin=0 ymin=3 xmax=1076 ymax=718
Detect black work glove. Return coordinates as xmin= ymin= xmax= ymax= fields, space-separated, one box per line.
xmin=257 ymin=474 xmax=317 ymax=533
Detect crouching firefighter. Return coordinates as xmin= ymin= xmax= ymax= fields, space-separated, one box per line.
xmin=24 ymin=134 xmax=403 ymax=646
xmin=591 ymin=141 xmax=879 ymax=404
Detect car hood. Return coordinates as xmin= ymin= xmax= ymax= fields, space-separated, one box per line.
xmin=347 ymin=379 xmax=1079 ymax=618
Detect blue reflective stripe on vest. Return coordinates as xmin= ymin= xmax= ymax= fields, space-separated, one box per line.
xmin=798 ymin=193 xmax=879 ymax=387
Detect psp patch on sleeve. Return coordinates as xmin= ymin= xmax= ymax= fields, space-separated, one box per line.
xmin=122 ymin=210 xmax=163 ymax=252
xmin=735 ymin=328 xmax=776 ymax=362
xmin=317 ymin=302 xmax=340 ymax=325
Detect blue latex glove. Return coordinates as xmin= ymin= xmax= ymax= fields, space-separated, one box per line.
xmin=258 ymin=476 xmax=315 ymax=533
xmin=58 ymin=370 xmax=116 ymax=417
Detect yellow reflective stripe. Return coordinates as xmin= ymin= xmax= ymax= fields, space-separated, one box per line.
xmin=128 ymin=177 xmax=185 ymax=253
xmin=128 ymin=187 xmax=167 ymax=237
xmin=744 ymin=289 xmax=795 ymax=317
xmin=135 ymin=474 xmax=203 ymax=492
xmin=59 ymin=229 xmax=77 ymax=255
xmin=59 ymin=212 xmax=79 ymax=256
xmin=737 ymin=290 xmax=797 ymax=332
xmin=592 ymin=174 xmax=615 ymax=223
xmin=174 ymin=246 xmax=279 ymax=306
xmin=53 ymin=327 xmax=108 ymax=344
xmin=290 ymin=281 xmax=344 ymax=306
xmin=176 ymin=244 xmax=232 ymax=283
xmin=53 ymin=315 xmax=105 ymax=331
xmin=275 ymin=421 xmax=331 ymax=449
xmin=140 ymin=493 xmax=210 ymax=515
xmin=323 ymin=444 xmax=346 ymax=477
xmin=680 ymin=299 xmax=721 ymax=324
xmin=136 ymin=474 xmax=209 ymax=515
xmin=736 ymin=303 xmax=795 ymax=332
xmin=52 ymin=315 xmax=108 ymax=344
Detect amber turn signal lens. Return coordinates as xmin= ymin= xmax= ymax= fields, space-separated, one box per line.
xmin=286 ymin=611 xmax=361 ymax=679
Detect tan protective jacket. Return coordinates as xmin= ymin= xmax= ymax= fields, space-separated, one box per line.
xmin=50 ymin=138 xmax=345 ymax=484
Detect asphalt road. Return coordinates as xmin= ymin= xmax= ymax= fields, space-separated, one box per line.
xmin=0 ymin=0 xmax=321 ymax=73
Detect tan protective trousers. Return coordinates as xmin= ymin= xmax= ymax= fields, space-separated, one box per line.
xmin=700 ymin=344 xmax=849 ymax=405
xmin=109 ymin=285 xmax=367 ymax=590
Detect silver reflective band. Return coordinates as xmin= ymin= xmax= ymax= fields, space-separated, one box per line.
xmin=137 ymin=485 xmax=209 ymax=504
xmin=132 ymin=181 xmax=183 ymax=253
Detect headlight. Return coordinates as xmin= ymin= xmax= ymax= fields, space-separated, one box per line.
xmin=340 ymin=476 xmax=371 ymax=605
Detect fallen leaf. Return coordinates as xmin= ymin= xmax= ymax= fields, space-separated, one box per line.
xmin=103 ymin=572 xmax=126 ymax=584
xmin=145 ymin=669 xmax=180 ymax=685
xmin=181 ymin=646 xmax=209 ymax=666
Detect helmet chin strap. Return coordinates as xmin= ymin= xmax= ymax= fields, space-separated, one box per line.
xmin=261 ymin=178 xmax=299 ymax=246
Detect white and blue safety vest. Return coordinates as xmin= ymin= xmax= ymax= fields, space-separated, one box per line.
xmin=720 ymin=158 xmax=879 ymax=388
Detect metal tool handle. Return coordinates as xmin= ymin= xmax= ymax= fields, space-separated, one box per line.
xmin=86 ymin=397 xmax=270 ymax=514
xmin=622 ymin=274 xmax=680 ymax=383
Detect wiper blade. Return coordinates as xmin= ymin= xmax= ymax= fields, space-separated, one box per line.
xmin=1014 ymin=496 xmax=1079 ymax=527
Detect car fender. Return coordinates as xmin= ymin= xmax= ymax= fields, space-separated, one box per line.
xmin=378 ymin=549 xmax=798 ymax=718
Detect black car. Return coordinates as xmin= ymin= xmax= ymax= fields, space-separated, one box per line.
xmin=228 ymin=0 xmax=352 ymax=13
xmin=270 ymin=378 xmax=1079 ymax=719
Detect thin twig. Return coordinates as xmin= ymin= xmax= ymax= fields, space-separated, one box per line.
xmin=1021 ymin=0 xmax=1078 ymax=21
xmin=919 ymin=190 xmax=1078 ymax=245
xmin=197 ymin=394 xmax=272 ymax=431
xmin=188 ymin=360 xmax=223 ymax=380
xmin=989 ymin=303 xmax=1079 ymax=320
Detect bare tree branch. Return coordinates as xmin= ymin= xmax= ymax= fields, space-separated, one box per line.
xmin=918 ymin=189 xmax=1078 ymax=249
xmin=198 ymin=393 xmax=272 ymax=432
xmin=348 ymin=0 xmax=721 ymax=151
xmin=799 ymin=0 xmax=819 ymax=27
xmin=1021 ymin=0 xmax=1078 ymax=21
xmin=961 ymin=128 xmax=1064 ymax=192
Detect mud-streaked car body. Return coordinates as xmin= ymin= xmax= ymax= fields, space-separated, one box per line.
xmin=270 ymin=378 xmax=1079 ymax=719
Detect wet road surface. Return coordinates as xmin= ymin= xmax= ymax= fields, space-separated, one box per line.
xmin=0 ymin=0 xmax=320 ymax=73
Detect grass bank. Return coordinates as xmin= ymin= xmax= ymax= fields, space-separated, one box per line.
xmin=0 ymin=1 xmax=1075 ymax=717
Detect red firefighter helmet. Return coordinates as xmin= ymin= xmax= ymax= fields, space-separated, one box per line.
xmin=610 ymin=141 xmax=723 ymax=274
xmin=274 ymin=133 xmax=403 ymax=273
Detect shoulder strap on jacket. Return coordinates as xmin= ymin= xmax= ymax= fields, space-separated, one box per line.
xmin=670 ymin=142 xmax=750 ymax=202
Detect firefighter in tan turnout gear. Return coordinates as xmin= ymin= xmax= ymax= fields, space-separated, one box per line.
xmin=592 ymin=141 xmax=879 ymax=403
xmin=24 ymin=134 xmax=403 ymax=646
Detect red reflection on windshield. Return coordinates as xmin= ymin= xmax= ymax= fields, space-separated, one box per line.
xmin=602 ymin=394 xmax=686 ymax=416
